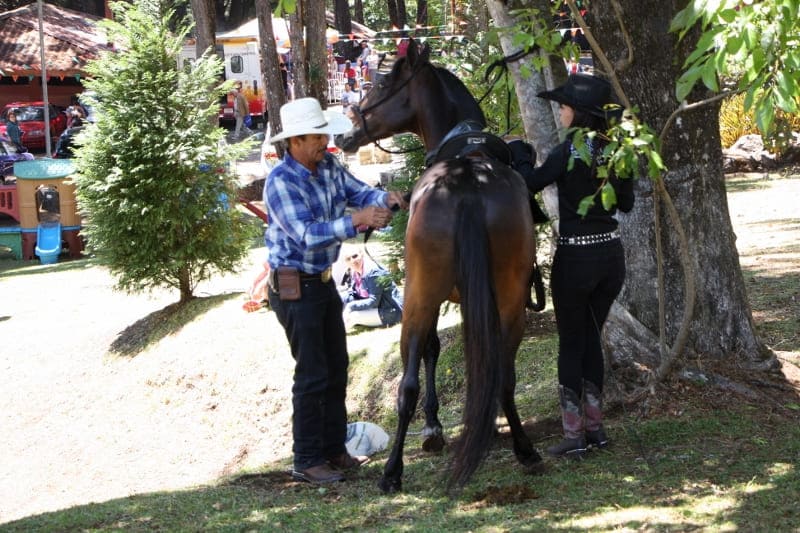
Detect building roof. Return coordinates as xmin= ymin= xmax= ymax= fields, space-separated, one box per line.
xmin=0 ymin=2 xmax=109 ymax=77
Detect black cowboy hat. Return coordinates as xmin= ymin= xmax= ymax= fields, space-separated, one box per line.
xmin=538 ymin=74 xmax=622 ymax=119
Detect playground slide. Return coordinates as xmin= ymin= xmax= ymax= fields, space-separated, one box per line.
xmin=35 ymin=222 xmax=62 ymax=264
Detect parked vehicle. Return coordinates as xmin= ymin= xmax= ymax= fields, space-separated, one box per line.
xmin=0 ymin=102 xmax=68 ymax=150
xmin=179 ymin=43 xmax=267 ymax=129
xmin=0 ymin=137 xmax=35 ymax=181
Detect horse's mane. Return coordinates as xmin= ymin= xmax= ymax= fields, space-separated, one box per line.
xmin=390 ymin=56 xmax=486 ymax=127
xmin=433 ymin=66 xmax=486 ymax=127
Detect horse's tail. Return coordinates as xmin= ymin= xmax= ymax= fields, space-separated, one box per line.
xmin=449 ymin=190 xmax=501 ymax=490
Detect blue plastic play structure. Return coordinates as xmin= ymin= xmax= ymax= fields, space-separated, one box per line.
xmin=34 ymin=222 xmax=62 ymax=264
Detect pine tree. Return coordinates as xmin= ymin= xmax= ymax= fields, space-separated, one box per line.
xmin=74 ymin=1 xmax=256 ymax=303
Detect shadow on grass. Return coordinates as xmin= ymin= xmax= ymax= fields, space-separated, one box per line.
xmin=109 ymin=293 xmax=240 ymax=357
xmin=4 ymin=404 xmax=799 ymax=532
xmin=742 ymin=266 xmax=800 ymax=353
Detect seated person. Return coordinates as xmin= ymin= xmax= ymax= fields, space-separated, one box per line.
xmin=339 ymin=246 xmax=403 ymax=328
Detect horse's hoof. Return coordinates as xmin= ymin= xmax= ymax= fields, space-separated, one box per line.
xmin=378 ymin=476 xmax=402 ymax=494
xmin=422 ymin=434 xmax=446 ymax=452
xmin=521 ymin=450 xmax=546 ymax=475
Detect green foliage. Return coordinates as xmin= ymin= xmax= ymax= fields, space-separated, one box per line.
xmin=671 ymin=0 xmax=800 ymax=138
xmin=73 ymin=2 xmax=256 ymax=301
xmin=569 ymin=110 xmax=664 ymax=216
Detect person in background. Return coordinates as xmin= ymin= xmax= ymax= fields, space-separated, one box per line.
xmin=66 ymin=95 xmax=86 ymax=128
xmin=5 ymin=110 xmax=24 ymax=150
xmin=233 ymin=82 xmax=251 ymax=139
xmin=340 ymin=83 xmax=359 ymax=117
xmin=521 ymin=74 xmax=634 ymax=459
xmin=343 ymin=60 xmax=357 ymax=90
xmin=339 ymin=246 xmax=403 ymax=329
xmin=264 ymin=97 xmax=407 ymax=484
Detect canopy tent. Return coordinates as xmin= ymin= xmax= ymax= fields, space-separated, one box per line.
xmin=216 ymin=13 xmax=375 ymax=50
xmin=0 ymin=3 xmax=109 ymax=78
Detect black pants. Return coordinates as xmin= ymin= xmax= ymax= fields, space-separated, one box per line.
xmin=550 ymin=239 xmax=626 ymax=396
xmin=269 ymin=278 xmax=349 ymax=470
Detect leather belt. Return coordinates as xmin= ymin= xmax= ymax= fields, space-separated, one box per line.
xmin=557 ymin=230 xmax=620 ymax=246
xmin=299 ymin=267 xmax=332 ymax=283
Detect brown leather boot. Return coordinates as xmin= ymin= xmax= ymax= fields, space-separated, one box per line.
xmin=292 ymin=463 xmax=345 ymax=483
xmin=546 ymin=385 xmax=587 ymax=459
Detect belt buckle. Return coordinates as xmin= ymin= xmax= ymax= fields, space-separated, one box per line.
xmin=321 ymin=267 xmax=332 ymax=283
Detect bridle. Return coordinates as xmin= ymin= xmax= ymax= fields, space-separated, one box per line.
xmin=348 ymin=61 xmax=430 ymax=155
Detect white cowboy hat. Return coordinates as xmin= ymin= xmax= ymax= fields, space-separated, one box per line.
xmin=269 ymin=97 xmax=353 ymax=143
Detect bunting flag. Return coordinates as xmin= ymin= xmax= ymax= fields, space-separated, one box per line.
xmin=12 ymin=75 xmax=18 ymax=82
xmin=75 ymin=73 xmax=80 ymax=81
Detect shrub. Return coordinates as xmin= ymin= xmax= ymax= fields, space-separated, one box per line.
xmin=74 ymin=2 xmax=255 ymax=303
xmin=720 ymin=92 xmax=800 ymax=156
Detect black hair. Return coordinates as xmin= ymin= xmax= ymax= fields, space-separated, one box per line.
xmin=569 ymin=108 xmax=610 ymax=177
xmin=569 ymin=108 xmax=607 ymax=131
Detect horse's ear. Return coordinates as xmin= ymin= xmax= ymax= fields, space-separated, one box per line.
xmin=406 ymin=38 xmax=430 ymax=67
xmin=418 ymin=42 xmax=431 ymax=63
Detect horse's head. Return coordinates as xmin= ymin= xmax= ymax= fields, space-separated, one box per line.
xmin=336 ymin=40 xmax=432 ymax=153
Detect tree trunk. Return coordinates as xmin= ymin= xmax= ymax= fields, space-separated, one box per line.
xmin=288 ymin=4 xmax=307 ymax=99
xmin=397 ymin=0 xmax=407 ymax=28
xmin=486 ymin=0 xmax=567 ymax=217
xmin=416 ymin=0 xmax=428 ymax=27
xmin=333 ymin=0 xmax=353 ymax=60
xmin=589 ymin=0 xmax=775 ymax=378
xmin=490 ymin=0 xmax=776 ymax=396
xmin=387 ymin=0 xmax=399 ymax=29
xmin=190 ymin=0 xmax=215 ymax=59
xmin=226 ymin=0 xmax=248 ymax=29
xmin=354 ymin=0 xmax=365 ymax=24
xmin=305 ymin=0 xmax=328 ymax=104
xmin=255 ymin=0 xmax=286 ymax=140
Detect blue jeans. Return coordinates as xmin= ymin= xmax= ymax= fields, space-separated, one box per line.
xmin=551 ymin=239 xmax=626 ymax=395
xmin=268 ymin=278 xmax=350 ymax=470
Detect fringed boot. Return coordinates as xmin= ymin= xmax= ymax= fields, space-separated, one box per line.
xmin=546 ymin=385 xmax=586 ymax=458
xmin=583 ymin=379 xmax=609 ymax=449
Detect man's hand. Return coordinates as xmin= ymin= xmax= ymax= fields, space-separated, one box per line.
xmin=385 ymin=191 xmax=409 ymax=212
xmin=352 ymin=206 xmax=394 ymax=229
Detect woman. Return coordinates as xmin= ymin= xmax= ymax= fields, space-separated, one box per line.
xmin=523 ymin=74 xmax=634 ymax=458
xmin=340 ymin=247 xmax=403 ymax=329
xmin=5 ymin=110 xmax=24 ymax=150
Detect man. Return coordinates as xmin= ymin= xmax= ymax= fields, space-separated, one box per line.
xmin=232 ymin=82 xmax=250 ymax=139
xmin=264 ymin=98 xmax=406 ymax=484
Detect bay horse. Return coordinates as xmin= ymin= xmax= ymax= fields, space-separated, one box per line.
xmin=337 ymin=40 xmax=543 ymax=493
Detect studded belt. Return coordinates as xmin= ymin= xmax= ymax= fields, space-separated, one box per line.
xmin=557 ymin=230 xmax=620 ymax=246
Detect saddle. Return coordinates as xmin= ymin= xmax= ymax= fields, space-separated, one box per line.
xmin=425 ymin=120 xmax=548 ymax=223
xmin=425 ymin=120 xmax=512 ymax=168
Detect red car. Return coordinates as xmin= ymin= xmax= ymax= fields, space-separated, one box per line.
xmin=0 ymin=101 xmax=68 ymax=151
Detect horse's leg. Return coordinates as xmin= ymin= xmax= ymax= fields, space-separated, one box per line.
xmin=379 ymin=326 xmax=423 ymax=493
xmin=492 ymin=224 xmax=544 ymax=471
xmin=421 ymin=316 xmax=446 ymax=452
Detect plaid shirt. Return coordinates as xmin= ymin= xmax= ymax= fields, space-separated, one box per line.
xmin=264 ymin=151 xmax=389 ymax=274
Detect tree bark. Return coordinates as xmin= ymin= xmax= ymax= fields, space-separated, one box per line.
xmin=489 ymin=0 xmax=776 ymax=396
xmin=588 ymin=0 xmax=775 ymax=376
xmin=486 ymin=0 xmax=567 ymax=218
xmin=397 ymin=0 xmax=407 ymax=28
xmin=387 ymin=0 xmax=399 ymax=28
xmin=354 ymin=0 xmax=365 ymax=24
xmin=190 ymin=0 xmax=216 ymax=59
xmin=416 ymin=0 xmax=428 ymax=27
xmin=255 ymin=0 xmax=286 ymax=140
xmin=288 ymin=4 xmax=307 ymax=99
xmin=305 ymin=0 xmax=328 ymax=104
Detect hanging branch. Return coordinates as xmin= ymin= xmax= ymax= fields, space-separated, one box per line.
xmin=565 ymin=0 xmax=697 ymax=392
